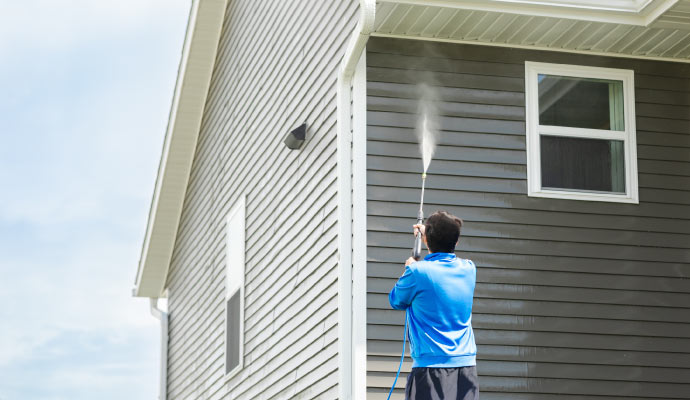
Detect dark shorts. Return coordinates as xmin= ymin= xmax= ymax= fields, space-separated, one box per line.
xmin=405 ymin=366 xmax=479 ymax=400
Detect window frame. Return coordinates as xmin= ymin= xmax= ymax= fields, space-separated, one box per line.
xmin=525 ymin=61 xmax=639 ymax=203
xmin=225 ymin=195 xmax=245 ymax=378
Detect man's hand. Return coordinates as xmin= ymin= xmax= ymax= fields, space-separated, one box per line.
xmin=406 ymin=224 xmax=426 ymax=267
xmin=413 ymin=223 xmax=425 ymax=238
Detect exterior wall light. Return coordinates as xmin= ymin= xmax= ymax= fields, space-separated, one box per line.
xmin=284 ymin=123 xmax=306 ymax=150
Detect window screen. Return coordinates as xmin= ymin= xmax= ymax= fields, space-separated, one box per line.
xmin=541 ymin=136 xmax=625 ymax=193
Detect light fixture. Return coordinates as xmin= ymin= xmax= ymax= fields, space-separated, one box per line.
xmin=284 ymin=123 xmax=306 ymax=150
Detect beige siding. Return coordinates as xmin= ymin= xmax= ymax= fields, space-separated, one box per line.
xmin=366 ymin=37 xmax=690 ymax=399
xmin=165 ymin=1 xmax=358 ymax=399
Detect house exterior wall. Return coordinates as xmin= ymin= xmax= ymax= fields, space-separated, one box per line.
xmin=164 ymin=1 xmax=358 ymax=399
xmin=366 ymin=37 xmax=690 ymax=399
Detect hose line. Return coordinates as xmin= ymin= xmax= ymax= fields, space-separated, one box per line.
xmin=387 ymin=309 xmax=409 ymax=400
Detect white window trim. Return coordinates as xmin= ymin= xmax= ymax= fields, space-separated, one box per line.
xmin=525 ymin=61 xmax=639 ymax=204
xmin=225 ymin=195 xmax=245 ymax=379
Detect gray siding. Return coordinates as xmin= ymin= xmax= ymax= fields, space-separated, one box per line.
xmin=366 ymin=37 xmax=690 ymax=399
xmin=165 ymin=1 xmax=357 ymax=399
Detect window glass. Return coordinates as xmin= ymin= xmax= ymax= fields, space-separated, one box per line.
xmin=225 ymin=290 xmax=241 ymax=374
xmin=538 ymin=74 xmax=625 ymax=131
xmin=540 ymin=135 xmax=625 ymax=193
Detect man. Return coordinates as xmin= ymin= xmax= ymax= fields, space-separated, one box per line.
xmin=389 ymin=210 xmax=479 ymax=400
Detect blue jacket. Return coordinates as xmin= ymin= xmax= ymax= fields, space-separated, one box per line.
xmin=389 ymin=253 xmax=477 ymax=368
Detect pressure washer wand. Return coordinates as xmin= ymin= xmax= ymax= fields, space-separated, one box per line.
xmin=412 ymin=173 xmax=426 ymax=261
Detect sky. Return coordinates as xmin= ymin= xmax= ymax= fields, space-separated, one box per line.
xmin=0 ymin=1 xmax=191 ymax=399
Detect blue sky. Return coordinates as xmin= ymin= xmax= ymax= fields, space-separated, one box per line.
xmin=0 ymin=1 xmax=191 ymax=399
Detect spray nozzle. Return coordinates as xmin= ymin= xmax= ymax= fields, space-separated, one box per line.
xmin=412 ymin=222 xmax=423 ymax=261
xmin=412 ymin=173 xmax=427 ymax=261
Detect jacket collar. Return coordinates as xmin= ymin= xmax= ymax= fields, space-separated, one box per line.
xmin=423 ymin=252 xmax=457 ymax=262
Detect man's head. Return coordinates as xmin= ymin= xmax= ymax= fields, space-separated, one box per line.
xmin=424 ymin=211 xmax=463 ymax=253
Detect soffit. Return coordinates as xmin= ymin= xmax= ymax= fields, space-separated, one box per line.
xmin=374 ymin=0 xmax=690 ymax=61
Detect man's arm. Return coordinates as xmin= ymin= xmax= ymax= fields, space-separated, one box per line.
xmin=389 ymin=264 xmax=417 ymax=310
xmin=389 ymin=223 xmax=427 ymax=309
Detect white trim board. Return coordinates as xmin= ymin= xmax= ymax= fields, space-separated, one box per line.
xmin=351 ymin=52 xmax=368 ymax=400
xmin=524 ymin=61 xmax=639 ymax=204
xmin=494 ymin=0 xmax=661 ymax=13
xmin=336 ymin=76 xmax=354 ymax=400
xmin=337 ymin=2 xmax=376 ymax=399
xmin=384 ymin=0 xmax=679 ymax=26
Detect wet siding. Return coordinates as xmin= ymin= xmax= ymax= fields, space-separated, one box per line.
xmin=164 ymin=1 xmax=358 ymax=399
xmin=366 ymin=37 xmax=690 ymax=399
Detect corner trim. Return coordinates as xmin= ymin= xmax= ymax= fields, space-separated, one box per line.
xmin=351 ymin=52 xmax=368 ymax=400
xmin=338 ymin=1 xmax=376 ymax=399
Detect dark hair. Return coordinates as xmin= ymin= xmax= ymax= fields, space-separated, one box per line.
xmin=424 ymin=211 xmax=463 ymax=253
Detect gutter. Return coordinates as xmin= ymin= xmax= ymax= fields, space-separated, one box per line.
xmin=337 ymin=1 xmax=375 ymax=399
xmin=150 ymin=298 xmax=168 ymax=400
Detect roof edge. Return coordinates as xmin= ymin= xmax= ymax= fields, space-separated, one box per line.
xmin=133 ymin=0 xmax=227 ymax=298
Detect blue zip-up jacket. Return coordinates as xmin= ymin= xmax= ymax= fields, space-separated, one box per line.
xmin=389 ymin=253 xmax=477 ymax=368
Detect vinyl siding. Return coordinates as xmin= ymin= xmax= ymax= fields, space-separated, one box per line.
xmin=164 ymin=1 xmax=358 ymax=399
xmin=366 ymin=37 xmax=690 ymax=399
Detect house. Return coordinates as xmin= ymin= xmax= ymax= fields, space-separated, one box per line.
xmin=132 ymin=0 xmax=690 ymax=398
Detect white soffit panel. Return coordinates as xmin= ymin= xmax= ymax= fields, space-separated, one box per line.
xmin=375 ymin=0 xmax=690 ymax=61
xmin=655 ymin=0 xmax=690 ymax=29
xmin=387 ymin=0 xmax=679 ymax=25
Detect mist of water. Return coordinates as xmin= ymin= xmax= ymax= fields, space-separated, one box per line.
xmin=416 ymin=83 xmax=439 ymax=173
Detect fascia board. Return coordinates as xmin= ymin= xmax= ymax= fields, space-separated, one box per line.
xmin=386 ymin=0 xmax=679 ymax=26
xmin=133 ymin=0 xmax=227 ymax=298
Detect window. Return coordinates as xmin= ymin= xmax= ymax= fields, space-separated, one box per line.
xmin=525 ymin=62 xmax=638 ymax=203
xmin=225 ymin=196 xmax=245 ymax=377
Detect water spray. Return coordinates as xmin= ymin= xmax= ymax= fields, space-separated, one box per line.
xmin=389 ymin=82 xmax=440 ymax=400
xmin=411 ymin=85 xmax=438 ymax=260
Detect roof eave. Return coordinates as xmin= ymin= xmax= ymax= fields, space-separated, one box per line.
xmin=375 ymin=0 xmax=690 ymax=62
xmin=133 ymin=0 xmax=227 ymax=298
